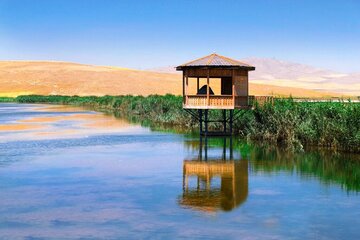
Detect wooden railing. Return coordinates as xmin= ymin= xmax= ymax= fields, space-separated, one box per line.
xmin=185 ymin=95 xmax=277 ymax=109
xmin=186 ymin=95 xmax=207 ymax=107
xmin=186 ymin=95 xmax=235 ymax=109
xmin=209 ymin=95 xmax=233 ymax=107
xmin=185 ymin=95 xmax=255 ymax=109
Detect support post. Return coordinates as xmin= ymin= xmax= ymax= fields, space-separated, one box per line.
xmin=246 ymin=71 xmax=249 ymax=106
xmin=222 ymin=137 xmax=226 ymax=160
xmin=204 ymin=135 xmax=208 ymax=161
xmin=204 ymin=109 xmax=208 ymax=136
xmin=232 ymin=69 xmax=235 ymax=107
xmin=229 ymin=110 xmax=234 ymax=135
xmin=198 ymin=109 xmax=203 ymax=134
xmin=199 ymin=135 xmax=203 ymax=160
xmin=207 ymin=69 xmax=210 ymax=106
xmin=229 ymin=137 xmax=233 ymax=159
xmin=197 ymin=77 xmax=199 ymax=93
xmin=182 ymin=73 xmax=185 ymax=104
xmin=185 ymin=74 xmax=189 ymax=105
xmin=222 ymin=110 xmax=227 ymax=134
xmin=232 ymin=85 xmax=235 ymax=107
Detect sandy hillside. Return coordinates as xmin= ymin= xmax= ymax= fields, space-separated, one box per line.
xmin=0 ymin=61 xmax=343 ymax=98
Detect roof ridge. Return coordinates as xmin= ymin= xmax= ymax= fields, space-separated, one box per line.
xmin=217 ymin=53 xmax=251 ymax=66
xmin=176 ymin=53 xmax=255 ymax=70
xmin=206 ymin=53 xmax=216 ymax=65
xmin=180 ymin=53 xmax=213 ymax=66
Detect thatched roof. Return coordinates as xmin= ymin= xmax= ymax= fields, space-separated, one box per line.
xmin=176 ymin=53 xmax=255 ymax=70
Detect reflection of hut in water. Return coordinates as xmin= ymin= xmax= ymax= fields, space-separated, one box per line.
xmin=180 ymin=160 xmax=248 ymax=212
xmin=179 ymin=137 xmax=248 ymax=212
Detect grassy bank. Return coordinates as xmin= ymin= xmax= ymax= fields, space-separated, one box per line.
xmin=0 ymin=97 xmax=16 ymax=102
xmin=1 ymin=94 xmax=359 ymax=152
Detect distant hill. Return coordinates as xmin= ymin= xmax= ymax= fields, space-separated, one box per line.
xmin=244 ymin=58 xmax=360 ymax=96
xmin=149 ymin=58 xmax=360 ymax=96
xmin=0 ymin=61 xmax=344 ymax=98
xmin=147 ymin=66 xmax=179 ymax=74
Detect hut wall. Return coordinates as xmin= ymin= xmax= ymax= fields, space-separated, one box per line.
xmin=183 ymin=68 xmax=249 ymax=97
xmin=186 ymin=68 xmax=233 ymax=78
xmin=233 ymin=71 xmax=248 ymax=96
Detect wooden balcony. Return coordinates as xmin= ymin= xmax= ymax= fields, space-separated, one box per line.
xmin=184 ymin=95 xmax=251 ymax=109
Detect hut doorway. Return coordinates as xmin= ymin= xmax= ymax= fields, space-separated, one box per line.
xmin=221 ymin=77 xmax=233 ymax=95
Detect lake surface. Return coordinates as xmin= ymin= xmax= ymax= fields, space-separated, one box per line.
xmin=0 ymin=103 xmax=360 ymax=239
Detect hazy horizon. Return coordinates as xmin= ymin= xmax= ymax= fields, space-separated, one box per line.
xmin=1 ymin=55 xmax=359 ymax=74
xmin=1 ymin=0 xmax=359 ymax=72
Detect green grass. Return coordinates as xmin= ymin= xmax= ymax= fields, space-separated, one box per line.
xmin=1 ymin=94 xmax=359 ymax=152
xmin=0 ymin=97 xmax=16 ymax=102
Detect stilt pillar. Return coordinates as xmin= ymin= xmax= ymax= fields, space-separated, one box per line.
xmin=230 ymin=110 xmax=234 ymax=135
xmin=230 ymin=137 xmax=233 ymax=159
xmin=204 ymin=109 xmax=209 ymax=136
xmin=222 ymin=110 xmax=227 ymax=134
xmin=199 ymin=136 xmax=203 ymax=160
xmin=204 ymin=136 xmax=208 ymax=161
xmin=198 ymin=109 xmax=203 ymax=135
xmin=222 ymin=137 xmax=226 ymax=160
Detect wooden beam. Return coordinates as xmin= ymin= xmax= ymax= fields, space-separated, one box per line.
xmin=204 ymin=135 xmax=208 ymax=160
xmin=223 ymin=110 xmax=226 ymax=133
xmin=230 ymin=110 xmax=233 ymax=135
xmin=197 ymin=77 xmax=199 ymax=93
xmin=199 ymin=109 xmax=203 ymax=134
xmin=205 ymin=110 xmax=208 ymax=138
xmin=207 ymin=69 xmax=210 ymax=106
xmin=185 ymin=73 xmax=189 ymax=105
xmin=246 ymin=70 xmax=249 ymax=106
xmin=222 ymin=137 xmax=226 ymax=160
xmin=230 ymin=137 xmax=233 ymax=159
xmin=182 ymin=73 xmax=185 ymax=104
xmin=232 ymin=69 xmax=235 ymax=107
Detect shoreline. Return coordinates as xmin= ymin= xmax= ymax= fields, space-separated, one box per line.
xmin=1 ymin=95 xmax=359 ymax=153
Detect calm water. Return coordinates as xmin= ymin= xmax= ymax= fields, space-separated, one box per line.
xmin=0 ymin=103 xmax=360 ymax=239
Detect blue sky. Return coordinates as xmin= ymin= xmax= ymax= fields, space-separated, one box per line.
xmin=0 ymin=0 xmax=359 ymax=72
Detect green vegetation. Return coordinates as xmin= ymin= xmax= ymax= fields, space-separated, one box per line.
xmin=1 ymin=94 xmax=359 ymax=152
xmin=242 ymin=99 xmax=360 ymax=152
xmin=249 ymin=146 xmax=360 ymax=192
xmin=0 ymin=97 xmax=16 ymax=102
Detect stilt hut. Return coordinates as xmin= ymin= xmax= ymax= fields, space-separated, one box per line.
xmin=176 ymin=53 xmax=255 ymax=136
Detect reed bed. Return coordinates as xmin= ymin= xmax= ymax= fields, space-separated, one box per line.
xmin=2 ymin=94 xmax=359 ymax=152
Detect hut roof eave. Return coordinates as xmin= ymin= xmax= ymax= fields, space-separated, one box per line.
xmin=176 ymin=65 xmax=255 ymax=71
xmin=176 ymin=53 xmax=255 ymax=71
